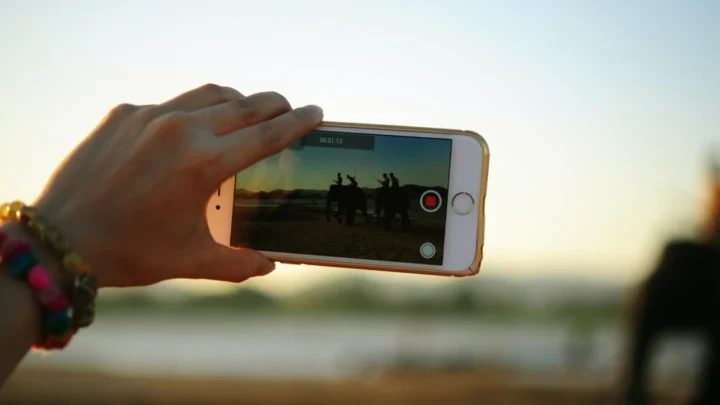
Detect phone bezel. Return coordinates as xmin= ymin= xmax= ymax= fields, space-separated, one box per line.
xmin=207 ymin=121 xmax=489 ymax=277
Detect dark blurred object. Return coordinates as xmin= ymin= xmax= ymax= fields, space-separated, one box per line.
xmin=624 ymin=156 xmax=720 ymax=405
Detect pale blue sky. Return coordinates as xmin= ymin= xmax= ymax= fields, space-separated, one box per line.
xmin=1 ymin=0 xmax=718 ymax=290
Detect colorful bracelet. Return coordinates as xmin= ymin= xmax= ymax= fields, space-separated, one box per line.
xmin=0 ymin=229 xmax=75 ymax=350
xmin=0 ymin=201 xmax=98 ymax=330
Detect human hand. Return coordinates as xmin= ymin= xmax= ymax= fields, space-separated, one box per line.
xmin=33 ymin=84 xmax=323 ymax=287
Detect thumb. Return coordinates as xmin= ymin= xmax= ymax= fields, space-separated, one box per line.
xmin=192 ymin=243 xmax=275 ymax=283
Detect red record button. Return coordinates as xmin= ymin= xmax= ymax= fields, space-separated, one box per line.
xmin=420 ymin=190 xmax=442 ymax=213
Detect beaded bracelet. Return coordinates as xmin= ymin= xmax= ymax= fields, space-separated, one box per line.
xmin=0 ymin=230 xmax=75 ymax=349
xmin=0 ymin=201 xmax=98 ymax=330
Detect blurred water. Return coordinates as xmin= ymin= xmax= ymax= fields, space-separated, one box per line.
xmin=20 ymin=314 xmax=703 ymax=382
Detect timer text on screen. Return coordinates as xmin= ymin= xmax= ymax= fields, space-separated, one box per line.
xmin=291 ymin=131 xmax=376 ymax=151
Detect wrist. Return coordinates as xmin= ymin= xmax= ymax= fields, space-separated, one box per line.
xmin=0 ymin=221 xmax=73 ymax=348
xmin=1 ymin=221 xmax=74 ymax=293
xmin=33 ymin=198 xmax=113 ymax=288
xmin=1 ymin=201 xmax=100 ymax=335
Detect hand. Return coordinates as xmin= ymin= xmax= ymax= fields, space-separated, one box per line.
xmin=32 ymin=84 xmax=323 ymax=287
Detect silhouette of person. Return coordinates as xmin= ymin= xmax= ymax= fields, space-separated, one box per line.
xmin=333 ymin=172 xmax=342 ymax=186
xmin=375 ymin=173 xmax=390 ymax=188
xmin=390 ymin=172 xmax=400 ymax=188
xmin=346 ymin=174 xmax=358 ymax=187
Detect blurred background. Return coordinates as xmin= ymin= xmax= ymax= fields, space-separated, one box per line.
xmin=1 ymin=0 xmax=718 ymax=404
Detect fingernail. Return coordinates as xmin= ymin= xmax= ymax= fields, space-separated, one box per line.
xmin=306 ymin=105 xmax=324 ymax=120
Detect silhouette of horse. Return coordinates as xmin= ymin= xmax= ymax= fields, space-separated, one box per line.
xmin=623 ymin=156 xmax=720 ymax=405
xmin=325 ymin=185 xmax=370 ymax=226
xmin=374 ymin=187 xmax=411 ymax=230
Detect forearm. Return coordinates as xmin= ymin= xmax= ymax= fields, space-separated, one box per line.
xmin=0 ymin=221 xmax=71 ymax=386
xmin=0 ymin=271 xmax=39 ymax=385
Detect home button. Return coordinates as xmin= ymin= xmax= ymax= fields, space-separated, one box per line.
xmin=451 ymin=192 xmax=475 ymax=215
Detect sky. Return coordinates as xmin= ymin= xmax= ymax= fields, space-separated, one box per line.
xmin=1 ymin=0 xmax=719 ymax=293
xmin=235 ymin=132 xmax=452 ymax=192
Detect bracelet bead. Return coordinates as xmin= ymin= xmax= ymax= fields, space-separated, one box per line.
xmin=37 ymin=331 xmax=73 ymax=350
xmin=27 ymin=265 xmax=52 ymax=290
xmin=0 ymin=239 xmax=31 ymax=261
xmin=10 ymin=250 xmax=37 ymax=278
xmin=40 ymin=286 xmax=71 ymax=311
xmin=44 ymin=310 xmax=73 ymax=336
xmin=37 ymin=285 xmax=57 ymax=302
xmin=63 ymin=252 xmax=90 ymax=275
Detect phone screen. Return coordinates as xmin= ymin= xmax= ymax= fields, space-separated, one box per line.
xmin=230 ymin=129 xmax=452 ymax=265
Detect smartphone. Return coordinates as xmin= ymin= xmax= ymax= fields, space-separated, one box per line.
xmin=208 ymin=121 xmax=489 ymax=277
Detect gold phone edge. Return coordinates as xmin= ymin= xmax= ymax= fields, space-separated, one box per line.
xmin=264 ymin=121 xmax=490 ymax=278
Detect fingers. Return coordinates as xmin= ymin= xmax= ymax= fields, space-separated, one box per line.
xmin=190 ymin=244 xmax=275 ymax=283
xmin=193 ymin=91 xmax=292 ymax=135
xmin=211 ymin=104 xmax=324 ymax=183
xmin=161 ymin=83 xmax=244 ymax=112
xmin=132 ymin=84 xmax=245 ymax=134
xmin=136 ymin=84 xmax=244 ymax=125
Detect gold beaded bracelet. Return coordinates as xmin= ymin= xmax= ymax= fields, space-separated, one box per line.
xmin=0 ymin=201 xmax=98 ymax=329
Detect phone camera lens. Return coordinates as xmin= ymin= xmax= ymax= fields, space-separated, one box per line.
xmin=215 ymin=205 xmax=221 ymax=210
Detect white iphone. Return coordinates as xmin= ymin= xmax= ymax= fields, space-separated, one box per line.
xmin=207 ymin=121 xmax=489 ymax=277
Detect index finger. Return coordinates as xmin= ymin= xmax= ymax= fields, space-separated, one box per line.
xmin=212 ymin=104 xmax=324 ymax=182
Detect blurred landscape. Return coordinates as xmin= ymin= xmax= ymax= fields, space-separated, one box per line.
xmin=2 ymin=273 xmax=701 ymax=404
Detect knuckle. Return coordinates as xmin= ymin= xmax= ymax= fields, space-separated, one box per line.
xmin=200 ymin=83 xmax=243 ymax=102
xmin=230 ymin=98 xmax=262 ymax=123
xmin=221 ymin=86 xmax=244 ymax=100
xmin=151 ymin=111 xmax=196 ymax=134
xmin=163 ymin=110 xmax=194 ymax=126
xmin=265 ymin=91 xmax=291 ymax=109
xmin=109 ymin=103 xmax=138 ymax=118
xmin=228 ymin=98 xmax=250 ymax=113
xmin=255 ymin=121 xmax=277 ymax=139
xmin=133 ymin=105 xmax=162 ymax=124
xmin=199 ymin=83 xmax=224 ymax=97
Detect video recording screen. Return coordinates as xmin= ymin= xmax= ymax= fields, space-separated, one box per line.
xmin=230 ymin=130 xmax=452 ymax=265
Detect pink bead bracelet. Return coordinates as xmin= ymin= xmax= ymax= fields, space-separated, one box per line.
xmin=0 ymin=229 xmax=75 ymax=350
